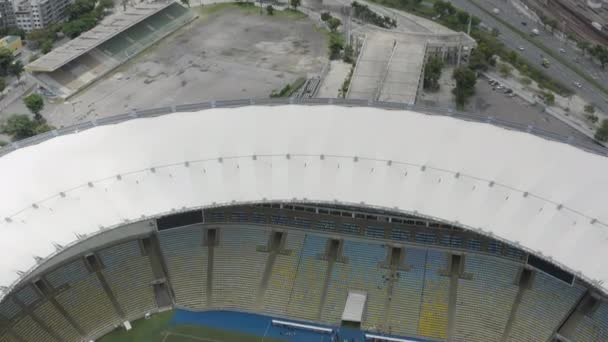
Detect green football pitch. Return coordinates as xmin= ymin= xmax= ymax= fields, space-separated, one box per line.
xmin=98 ymin=311 xmax=286 ymax=342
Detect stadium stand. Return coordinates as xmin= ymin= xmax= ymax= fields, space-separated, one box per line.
xmin=386 ymin=247 xmax=426 ymax=337
xmin=323 ymin=241 xmax=386 ymax=326
xmin=159 ymin=225 xmax=208 ymax=309
xmin=13 ymin=286 xmax=39 ymax=307
xmin=570 ymin=301 xmax=608 ymax=341
xmin=53 ymin=273 xmax=120 ymax=337
xmin=11 ymin=315 xmax=54 ymax=342
xmin=0 ymin=298 xmax=20 ymax=321
xmin=33 ymin=301 xmax=81 ymax=342
xmin=44 ymin=259 xmax=89 ymax=289
xmin=98 ymin=240 xmax=157 ymax=320
xmin=211 ymin=226 xmax=268 ymax=310
xmin=287 ymin=235 xmax=329 ymax=321
xmin=417 ymin=250 xmax=450 ymax=340
xmin=506 ymin=271 xmax=586 ymax=342
xmin=3 ymin=204 xmax=608 ymax=341
xmin=453 ymin=255 xmax=520 ymax=341
xmin=26 ymin=2 xmax=197 ymax=98
xmin=260 ymin=231 xmax=305 ymax=315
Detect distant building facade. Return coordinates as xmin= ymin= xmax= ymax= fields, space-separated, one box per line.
xmin=14 ymin=0 xmax=72 ymax=32
xmin=0 ymin=0 xmax=16 ymax=29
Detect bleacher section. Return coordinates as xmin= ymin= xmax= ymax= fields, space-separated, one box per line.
xmin=453 ymin=255 xmax=520 ymax=341
xmin=54 ymin=274 xmax=120 ymax=337
xmin=417 ymin=250 xmax=449 ymax=340
xmin=0 ymin=298 xmax=20 ymax=320
xmin=30 ymin=3 xmax=196 ymax=98
xmin=14 ymin=286 xmax=40 ymax=307
xmin=11 ymin=315 xmax=54 ymax=342
xmin=287 ymin=235 xmax=328 ymax=321
xmin=4 ymin=210 xmax=608 ymax=342
xmin=506 ymin=272 xmax=585 ymax=342
xmin=0 ymin=333 xmax=17 ymax=342
xmin=45 ymin=259 xmax=89 ymax=289
xmin=323 ymin=241 xmax=387 ymax=326
xmin=98 ymin=240 xmax=157 ymax=320
xmin=386 ymin=248 xmax=426 ymax=337
xmin=571 ymin=302 xmax=608 ymax=341
xmin=212 ymin=226 xmax=268 ymax=310
xmin=33 ymin=301 xmax=81 ymax=342
xmin=159 ymin=225 xmax=208 ymax=309
xmin=260 ymin=231 xmax=305 ymax=315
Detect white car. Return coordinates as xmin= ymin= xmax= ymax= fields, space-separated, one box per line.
xmin=518 ymin=46 xmax=525 ymax=51
xmin=573 ymin=82 xmax=582 ymax=88
xmin=559 ymin=48 xmax=566 ymax=53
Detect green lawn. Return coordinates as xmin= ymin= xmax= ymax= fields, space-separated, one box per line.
xmin=98 ymin=311 xmax=287 ymax=342
xmin=99 ymin=311 xmax=174 ymax=342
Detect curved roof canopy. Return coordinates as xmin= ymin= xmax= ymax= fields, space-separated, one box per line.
xmin=1 ymin=105 xmax=608 ymax=294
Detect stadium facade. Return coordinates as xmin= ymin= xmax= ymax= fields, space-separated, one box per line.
xmin=1 ymin=103 xmax=608 ymax=341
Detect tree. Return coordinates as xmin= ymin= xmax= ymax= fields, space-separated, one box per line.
xmin=0 ymin=77 xmax=5 ymax=92
xmin=327 ymin=17 xmax=341 ymax=32
xmin=577 ymin=41 xmax=590 ymax=56
xmin=68 ymin=0 xmax=96 ymax=20
xmin=595 ymin=119 xmax=608 ymax=142
xmin=99 ymin=0 xmax=114 ymax=10
xmin=62 ymin=15 xmax=98 ymax=38
xmin=423 ymin=56 xmax=444 ymax=91
xmin=0 ymin=48 xmax=14 ymax=76
xmin=27 ymin=27 xmax=58 ymax=49
xmin=180 ymin=0 xmax=190 ymax=7
xmin=41 ymin=40 xmax=53 ymax=54
xmin=468 ymin=49 xmax=489 ymax=71
xmin=543 ymin=91 xmax=555 ymax=106
xmin=545 ymin=18 xmax=558 ymax=32
xmin=9 ymin=60 xmax=23 ymax=81
xmin=328 ymin=33 xmax=344 ymax=60
xmin=498 ymin=63 xmax=513 ymax=78
xmin=1 ymin=114 xmax=38 ymax=140
xmin=24 ymin=94 xmax=44 ymax=121
xmin=266 ymin=5 xmax=274 ymax=15
xmin=452 ymin=67 xmax=477 ymax=108
xmin=584 ymin=104 xmax=595 ymax=114
xmin=321 ymin=12 xmax=331 ymax=21
xmin=290 ymin=0 xmax=300 ymax=9
xmin=586 ymin=114 xmax=598 ymax=124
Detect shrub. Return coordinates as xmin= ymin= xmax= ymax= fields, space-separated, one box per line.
xmin=594 ymin=119 xmax=608 ymax=142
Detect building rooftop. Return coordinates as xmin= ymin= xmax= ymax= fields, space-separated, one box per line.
xmin=26 ymin=0 xmax=175 ymax=72
xmin=1 ymin=104 xmax=608 ymax=298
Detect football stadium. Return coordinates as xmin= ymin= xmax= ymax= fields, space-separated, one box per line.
xmin=1 ymin=99 xmax=608 ymax=342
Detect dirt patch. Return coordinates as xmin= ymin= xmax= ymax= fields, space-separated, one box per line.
xmin=36 ymin=5 xmax=328 ymax=127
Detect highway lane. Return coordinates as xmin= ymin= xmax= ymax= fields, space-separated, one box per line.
xmin=480 ymin=0 xmax=608 ymax=88
xmin=449 ymin=0 xmax=608 ymax=113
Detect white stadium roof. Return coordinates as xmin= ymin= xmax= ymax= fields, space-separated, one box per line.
xmin=1 ymin=105 xmax=608 ymax=295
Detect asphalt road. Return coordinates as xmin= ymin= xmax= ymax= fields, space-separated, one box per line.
xmin=449 ymin=0 xmax=608 ymax=113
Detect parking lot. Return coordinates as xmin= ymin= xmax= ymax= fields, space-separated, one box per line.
xmin=3 ymin=4 xmax=328 ymax=127
xmin=419 ymin=72 xmax=593 ymax=144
